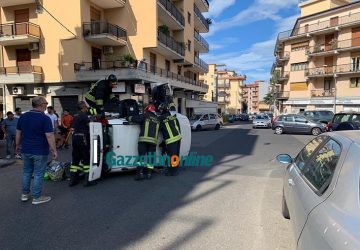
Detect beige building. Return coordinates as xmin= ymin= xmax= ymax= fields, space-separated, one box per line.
xmin=200 ymin=65 xmax=245 ymax=113
xmin=0 ymin=0 xmax=211 ymax=115
xmin=242 ymin=82 xmax=260 ymax=113
xmin=273 ymin=0 xmax=360 ymax=113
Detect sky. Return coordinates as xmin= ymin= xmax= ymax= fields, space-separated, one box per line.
xmin=202 ymin=0 xmax=301 ymax=84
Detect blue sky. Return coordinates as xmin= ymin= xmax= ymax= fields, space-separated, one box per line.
xmin=202 ymin=0 xmax=301 ymax=84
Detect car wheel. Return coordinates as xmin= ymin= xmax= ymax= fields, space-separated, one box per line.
xmin=275 ymin=126 xmax=284 ymax=135
xmin=196 ymin=125 xmax=202 ymax=132
xmin=282 ymin=193 xmax=290 ymax=219
xmin=311 ymin=127 xmax=321 ymax=136
xmin=215 ymin=124 xmax=220 ymax=130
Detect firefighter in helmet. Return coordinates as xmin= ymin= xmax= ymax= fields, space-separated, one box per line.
xmin=158 ymin=103 xmax=181 ymax=176
xmin=69 ymin=101 xmax=96 ymax=187
xmin=85 ymin=74 xmax=120 ymax=117
xmin=126 ymin=104 xmax=160 ymax=181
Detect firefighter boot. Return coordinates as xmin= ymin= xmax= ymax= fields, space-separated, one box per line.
xmin=83 ymin=173 xmax=97 ymax=187
xmin=145 ymin=168 xmax=152 ymax=180
xmin=135 ymin=167 xmax=144 ymax=181
xmin=69 ymin=172 xmax=79 ymax=187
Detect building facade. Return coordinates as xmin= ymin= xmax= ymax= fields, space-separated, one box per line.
xmin=0 ymin=0 xmax=211 ymax=115
xmin=242 ymin=82 xmax=261 ymax=113
xmin=273 ymin=0 xmax=360 ymax=113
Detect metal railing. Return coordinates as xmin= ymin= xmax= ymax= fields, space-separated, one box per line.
xmin=194 ymin=56 xmax=209 ymax=72
xmin=158 ymin=0 xmax=185 ymax=26
xmin=276 ymin=51 xmax=290 ymax=60
xmin=275 ymin=91 xmax=290 ymax=99
xmin=305 ymin=66 xmax=336 ymax=76
xmin=0 ymin=22 xmax=41 ymax=38
xmin=194 ymin=30 xmax=209 ymax=51
xmin=194 ymin=4 xmax=209 ymax=30
xmin=279 ymin=71 xmax=290 ymax=79
xmin=83 ymin=21 xmax=127 ymax=40
xmin=336 ymin=63 xmax=360 ymax=74
xmin=74 ymin=60 xmax=208 ymax=89
xmin=306 ymin=37 xmax=360 ymax=55
xmin=0 ymin=65 xmax=42 ymax=74
xmin=157 ymin=30 xmax=185 ymax=56
xmin=311 ymin=89 xmax=335 ymax=98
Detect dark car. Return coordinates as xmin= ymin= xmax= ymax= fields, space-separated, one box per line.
xmin=272 ymin=114 xmax=326 ymax=135
xmin=328 ymin=112 xmax=360 ymax=131
xmin=238 ymin=113 xmax=249 ymax=121
xmin=228 ymin=114 xmax=236 ymax=123
xmin=300 ymin=110 xmax=334 ymax=123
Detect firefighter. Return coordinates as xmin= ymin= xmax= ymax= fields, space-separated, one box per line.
xmin=84 ymin=74 xmax=120 ymax=117
xmin=158 ymin=103 xmax=181 ymax=176
xmin=69 ymin=101 xmax=96 ymax=187
xmin=126 ymin=104 xmax=160 ymax=181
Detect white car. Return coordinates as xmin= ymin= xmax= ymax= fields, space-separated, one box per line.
xmin=252 ymin=115 xmax=271 ymax=128
xmin=190 ymin=113 xmax=222 ymax=131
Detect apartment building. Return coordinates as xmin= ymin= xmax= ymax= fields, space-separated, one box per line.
xmin=200 ymin=65 xmax=245 ymax=113
xmin=0 ymin=0 xmax=211 ymax=114
xmin=273 ymin=0 xmax=360 ymax=113
xmin=242 ymin=81 xmax=261 ymax=113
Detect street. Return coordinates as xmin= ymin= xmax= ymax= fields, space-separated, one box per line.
xmin=0 ymin=122 xmax=313 ymax=250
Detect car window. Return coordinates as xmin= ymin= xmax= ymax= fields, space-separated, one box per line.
xmin=200 ymin=115 xmax=209 ymax=121
xmin=302 ymin=139 xmax=341 ymax=192
xmin=351 ymin=114 xmax=360 ymax=123
xmin=333 ymin=114 xmax=350 ymax=123
xmin=277 ymin=116 xmax=283 ymax=122
xmin=295 ymin=116 xmax=307 ymax=123
xmin=285 ymin=116 xmax=295 ymax=122
xmin=209 ymin=114 xmax=216 ymax=119
xmin=294 ymin=136 xmax=326 ymax=171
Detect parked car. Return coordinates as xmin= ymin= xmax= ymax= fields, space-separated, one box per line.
xmin=252 ymin=115 xmax=271 ymax=128
xmin=276 ymin=131 xmax=360 ymax=249
xmin=300 ymin=110 xmax=334 ymax=123
xmin=238 ymin=113 xmax=249 ymax=121
xmin=327 ymin=112 xmax=360 ymax=131
xmin=228 ymin=114 xmax=236 ymax=123
xmin=272 ymin=114 xmax=326 ymax=135
xmin=190 ymin=113 xmax=222 ymax=131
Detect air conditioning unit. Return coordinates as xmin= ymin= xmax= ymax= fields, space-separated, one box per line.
xmin=12 ymin=86 xmax=25 ymax=95
xmin=28 ymin=42 xmax=39 ymax=51
xmin=34 ymin=87 xmax=44 ymax=95
xmin=103 ymin=46 xmax=114 ymax=55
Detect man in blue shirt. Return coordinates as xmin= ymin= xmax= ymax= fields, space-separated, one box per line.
xmin=2 ymin=111 xmax=18 ymax=159
xmin=16 ymin=96 xmax=58 ymax=205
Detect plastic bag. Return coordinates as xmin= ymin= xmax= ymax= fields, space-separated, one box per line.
xmin=46 ymin=160 xmax=65 ymax=181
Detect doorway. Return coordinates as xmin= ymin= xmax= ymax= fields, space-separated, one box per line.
xmin=352 ymin=27 xmax=360 ymax=47
xmin=150 ymin=53 xmax=156 ymax=73
xmin=325 ymin=34 xmax=335 ymax=51
xmin=15 ymin=9 xmax=29 ymax=35
xmin=91 ymin=47 xmax=102 ymax=70
xmin=16 ymin=49 xmax=31 ymax=73
xmin=324 ymin=78 xmax=332 ymax=96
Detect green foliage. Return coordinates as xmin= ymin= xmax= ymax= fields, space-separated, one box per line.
xmin=158 ymin=25 xmax=170 ymax=36
xmin=122 ymin=54 xmax=135 ymax=63
xmin=263 ymin=93 xmax=274 ymax=105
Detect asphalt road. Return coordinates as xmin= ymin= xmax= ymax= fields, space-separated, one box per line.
xmin=0 ymin=123 xmax=313 ymax=250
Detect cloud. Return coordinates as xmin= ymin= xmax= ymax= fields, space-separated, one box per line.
xmin=207 ymin=0 xmax=236 ymax=18
xmin=208 ymin=37 xmax=240 ymax=51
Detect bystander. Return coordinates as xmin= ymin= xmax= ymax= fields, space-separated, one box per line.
xmin=2 ymin=111 xmax=19 ymax=159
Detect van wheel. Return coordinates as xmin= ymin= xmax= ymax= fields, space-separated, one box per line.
xmin=275 ymin=126 xmax=284 ymax=135
xmin=311 ymin=127 xmax=321 ymax=136
xmin=282 ymin=193 xmax=290 ymax=219
xmin=215 ymin=124 xmax=220 ymax=130
xmin=196 ymin=125 xmax=202 ymax=132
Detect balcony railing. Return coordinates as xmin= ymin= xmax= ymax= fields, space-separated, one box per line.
xmin=305 ymin=64 xmax=360 ymax=76
xmin=311 ymin=89 xmax=335 ymax=98
xmin=275 ymin=91 xmax=290 ymax=99
xmin=158 ymin=0 xmax=185 ymax=26
xmin=194 ymin=4 xmax=209 ymax=31
xmin=336 ymin=63 xmax=360 ymax=74
xmin=306 ymin=37 xmax=360 ymax=55
xmin=279 ymin=71 xmax=290 ymax=80
xmin=74 ymin=60 xmax=207 ymax=89
xmin=0 ymin=22 xmax=41 ymax=38
xmin=276 ymin=51 xmax=290 ymax=61
xmin=0 ymin=65 xmax=42 ymax=74
xmin=194 ymin=56 xmax=209 ymax=72
xmin=194 ymin=30 xmax=209 ymax=51
xmin=157 ymin=31 xmax=185 ymax=56
xmin=83 ymin=21 xmax=127 ymax=40
xmin=305 ymin=66 xmax=336 ymax=77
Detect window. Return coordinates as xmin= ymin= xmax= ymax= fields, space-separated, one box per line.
xmin=333 ymin=114 xmax=351 ymax=123
xmin=291 ymin=62 xmax=308 ymax=71
xmin=284 ymin=115 xmax=295 ymax=122
xmin=201 ymin=114 xmax=209 ymax=121
xmin=188 ymin=40 xmax=191 ymax=52
xmin=351 ymin=57 xmax=360 ymax=71
xmin=295 ymin=116 xmax=307 ymax=123
xmin=350 ymin=77 xmax=360 ymax=88
xmin=291 ymin=41 xmax=309 ymax=51
xmin=294 ymin=136 xmax=326 ymax=171
xmin=188 ymin=12 xmax=191 ymax=24
xmin=302 ymin=139 xmax=341 ymax=192
xmin=209 ymin=114 xmax=216 ymax=119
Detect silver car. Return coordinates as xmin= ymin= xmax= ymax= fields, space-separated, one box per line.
xmin=272 ymin=114 xmax=326 ymax=136
xmin=277 ymin=131 xmax=360 ymax=249
xmin=190 ymin=113 xmax=222 ymax=131
xmin=252 ymin=115 xmax=271 ymax=128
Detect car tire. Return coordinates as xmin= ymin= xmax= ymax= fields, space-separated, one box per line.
xmin=311 ymin=127 xmax=321 ymax=136
xmin=275 ymin=126 xmax=284 ymax=135
xmin=215 ymin=124 xmax=220 ymax=130
xmin=196 ymin=125 xmax=202 ymax=132
xmin=282 ymin=193 xmax=290 ymax=219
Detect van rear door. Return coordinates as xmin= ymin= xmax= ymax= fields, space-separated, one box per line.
xmin=89 ymin=122 xmax=103 ymax=181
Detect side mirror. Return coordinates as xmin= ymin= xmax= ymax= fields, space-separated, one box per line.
xmin=276 ymin=154 xmax=293 ymax=164
xmin=305 ymin=120 xmax=309 ymax=123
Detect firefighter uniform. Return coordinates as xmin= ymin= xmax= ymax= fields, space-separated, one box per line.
xmin=69 ymin=107 xmax=94 ymax=187
xmin=127 ymin=108 xmax=160 ymax=180
xmin=159 ymin=108 xmax=182 ymax=176
xmin=84 ymin=75 xmax=119 ymax=116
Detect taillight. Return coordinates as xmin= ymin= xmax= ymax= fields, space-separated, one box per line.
xmin=326 ymin=122 xmax=331 ymax=131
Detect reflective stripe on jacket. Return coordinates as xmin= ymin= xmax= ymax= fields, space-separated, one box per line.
xmin=159 ymin=112 xmax=181 ymax=145
xmin=128 ymin=113 xmax=160 ymax=145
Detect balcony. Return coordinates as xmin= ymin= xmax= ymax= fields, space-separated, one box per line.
xmin=194 ymin=4 xmax=209 ymax=33
xmin=195 ymin=0 xmax=209 ymax=12
xmin=218 ymin=97 xmax=230 ymax=104
xmin=336 ymin=64 xmax=360 ymax=76
xmin=74 ymin=59 xmax=208 ymax=93
xmin=0 ymin=22 xmax=41 ymax=46
xmin=156 ymin=31 xmax=184 ymax=59
xmin=278 ymin=71 xmax=290 ymax=81
xmin=83 ymin=21 xmax=127 ymax=46
xmin=311 ymin=89 xmax=335 ymax=98
xmin=0 ymin=0 xmax=35 ymax=6
xmin=194 ymin=56 xmax=209 ymax=73
xmin=194 ymin=30 xmax=209 ymax=52
xmin=275 ymin=51 xmax=290 ymax=64
xmin=275 ymin=11 xmax=360 ymax=52
xmin=87 ymin=0 xmax=126 ymax=9
xmin=0 ymin=65 xmax=43 ymax=84
xmin=158 ymin=0 xmax=185 ymax=30
xmin=275 ymin=91 xmax=290 ymax=100
xmin=305 ymin=66 xmax=335 ymax=78
xmin=307 ymin=37 xmax=360 ymax=57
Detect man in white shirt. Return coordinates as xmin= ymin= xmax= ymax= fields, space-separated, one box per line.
xmin=46 ymin=106 xmax=58 ymax=132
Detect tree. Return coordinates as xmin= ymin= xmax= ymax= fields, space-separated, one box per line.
xmin=263 ymin=93 xmax=274 ymax=105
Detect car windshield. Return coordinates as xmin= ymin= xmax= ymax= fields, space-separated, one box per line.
xmin=256 ymin=115 xmax=268 ymax=119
